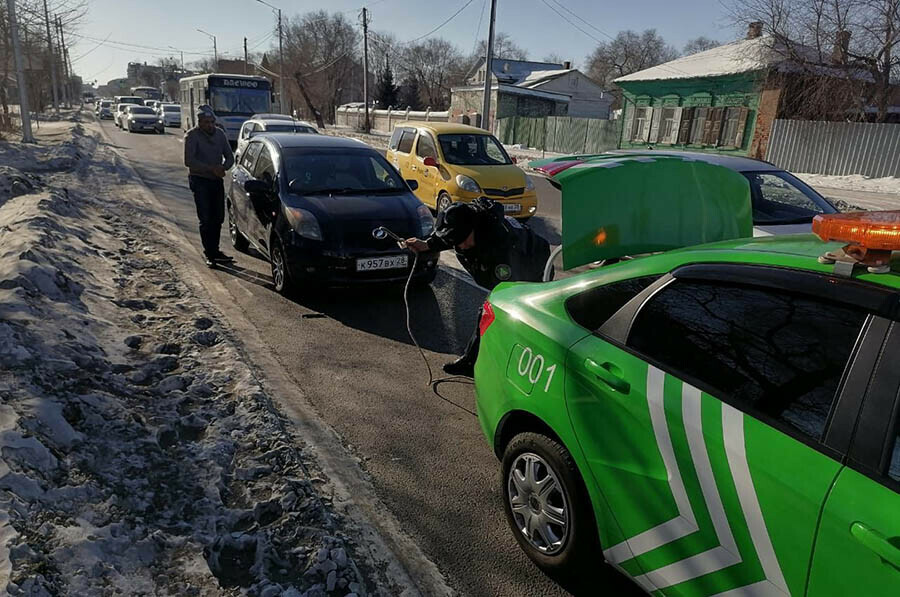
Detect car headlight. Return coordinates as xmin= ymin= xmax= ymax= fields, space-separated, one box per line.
xmin=284 ymin=206 xmax=323 ymax=241
xmin=455 ymin=175 xmax=481 ymax=194
xmin=417 ymin=204 xmax=434 ymax=237
xmin=525 ymin=176 xmax=535 ymax=191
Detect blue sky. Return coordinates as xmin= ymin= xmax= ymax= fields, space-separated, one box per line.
xmin=74 ymin=0 xmax=738 ymax=86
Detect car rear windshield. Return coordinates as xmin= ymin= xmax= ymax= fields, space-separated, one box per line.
xmin=283 ymin=148 xmax=406 ymax=195
xmin=266 ymin=124 xmax=316 ymax=133
xmin=163 ymin=105 xmax=180 ymax=112
xmin=130 ymin=107 xmax=154 ymax=114
xmin=438 ymin=134 xmax=511 ymax=166
xmin=745 ymin=170 xmax=838 ymax=225
xmin=100 ymin=101 xmax=112 ymax=107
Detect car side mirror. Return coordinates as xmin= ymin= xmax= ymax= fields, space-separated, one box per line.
xmin=245 ymin=179 xmax=274 ymax=195
xmin=423 ymin=156 xmax=438 ymax=168
xmin=406 ymin=179 xmax=419 ymax=191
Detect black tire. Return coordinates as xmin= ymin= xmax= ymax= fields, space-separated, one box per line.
xmin=501 ymin=432 xmax=605 ymax=587
xmin=270 ymin=237 xmax=295 ymax=297
xmin=227 ymin=201 xmax=249 ymax=253
xmin=437 ymin=192 xmax=453 ymax=214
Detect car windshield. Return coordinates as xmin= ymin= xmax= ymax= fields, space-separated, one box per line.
xmin=266 ymin=124 xmax=316 ymax=133
xmin=283 ymin=148 xmax=406 ymax=195
xmin=163 ymin=105 xmax=180 ymax=112
xmin=130 ymin=107 xmax=154 ymax=114
xmin=438 ymin=133 xmax=511 ymax=165
xmin=744 ymin=171 xmax=838 ymax=225
xmin=209 ymin=87 xmax=270 ymax=116
xmin=101 ymin=102 xmax=111 ymax=107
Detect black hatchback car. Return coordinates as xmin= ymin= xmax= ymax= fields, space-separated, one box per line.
xmin=227 ymin=134 xmax=438 ymax=294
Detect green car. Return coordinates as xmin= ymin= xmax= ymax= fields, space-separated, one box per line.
xmin=474 ymin=159 xmax=900 ymax=595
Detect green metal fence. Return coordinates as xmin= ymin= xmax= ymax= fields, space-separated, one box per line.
xmin=496 ymin=116 xmax=620 ymax=154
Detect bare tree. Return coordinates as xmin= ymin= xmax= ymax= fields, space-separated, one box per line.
xmin=585 ymin=29 xmax=679 ymax=107
xmin=725 ymin=0 xmax=900 ymax=121
xmin=542 ymin=53 xmax=568 ymax=65
xmin=474 ymin=32 xmax=528 ymax=61
xmin=401 ymin=38 xmax=466 ymax=109
xmin=283 ymin=10 xmax=359 ymax=127
xmin=683 ymin=36 xmax=721 ymax=55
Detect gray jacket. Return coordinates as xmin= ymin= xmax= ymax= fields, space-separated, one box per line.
xmin=184 ymin=126 xmax=234 ymax=180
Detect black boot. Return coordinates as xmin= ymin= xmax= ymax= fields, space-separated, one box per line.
xmin=443 ymin=356 xmax=475 ymax=377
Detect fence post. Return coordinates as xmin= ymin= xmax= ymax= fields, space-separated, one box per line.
xmin=405 ymin=106 xmax=410 ymax=122
xmin=425 ymin=106 xmax=431 ymax=121
xmin=583 ymin=118 xmax=590 ymax=154
xmin=542 ymin=116 xmax=547 ymax=157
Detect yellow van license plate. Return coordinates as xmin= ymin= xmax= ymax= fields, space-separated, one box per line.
xmin=503 ymin=203 xmax=521 ymax=213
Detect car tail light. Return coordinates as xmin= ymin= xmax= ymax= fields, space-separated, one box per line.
xmin=813 ymin=210 xmax=900 ymax=271
xmin=479 ymin=301 xmax=495 ymax=336
xmin=534 ymin=160 xmax=583 ymax=177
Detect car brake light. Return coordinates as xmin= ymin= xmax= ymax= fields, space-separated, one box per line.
xmin=534 ymin=160 xmax=583 ymax=177
xmin=813 ymin=210 xmax=900 ymax=271
xmin=479 ymin=301 xmax=495 ymax=336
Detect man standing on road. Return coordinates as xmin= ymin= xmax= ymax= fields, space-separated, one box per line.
xmin=405 ymin=198 xmax=550 ymax=377
xmin=184 ymin=105 xmax=235 ymax=268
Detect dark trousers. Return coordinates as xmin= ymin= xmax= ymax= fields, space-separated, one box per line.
xmin=189 ymin=175 xmax=225 ymax=258
xmin=459 ymin=306 xmax=482 ymax=365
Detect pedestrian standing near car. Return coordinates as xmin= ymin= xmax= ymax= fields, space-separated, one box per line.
xmin=183 ymin=105 xmax=235 ymax=268
xmin=405 ymin=198 xmax=550 ymax=377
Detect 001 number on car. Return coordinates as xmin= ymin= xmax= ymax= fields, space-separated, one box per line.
xmin=517 ymin=347 xmax=556 ymax=392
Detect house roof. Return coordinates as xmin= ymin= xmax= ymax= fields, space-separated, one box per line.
xmin=615 ymin=36 xmax=780 ymax=83
xmin=467 ymin=57 xmax=566 ymax=84
xmin=451 ymin=83 xmax=572 ymax=102
xmin=517 ymin=69 xmax=577 ymax=88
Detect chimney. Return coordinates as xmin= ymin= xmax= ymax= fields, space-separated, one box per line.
xmin=832 ymin=30 xmax=851 ymax=65
xmin=563 ymin=61 xmax=572 ymax=69
xmin=747 ymin=22 xmax=763 ymax=39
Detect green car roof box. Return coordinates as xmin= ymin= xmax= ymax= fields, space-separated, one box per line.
xmin=546 ymin=154 xmax=753 ymax=270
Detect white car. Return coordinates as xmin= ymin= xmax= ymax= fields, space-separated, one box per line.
xmin=157 ymin=104 xmax=181 ymax=127
xmin=234 ymin=116 xmax=318 ymax=161
xmin=144 ymin=99 xmax=161 ymax=112
xmin=124 ymin=105 xmax=163 ymax=133
xmin=114 ymin=103 xmax=131 ymax=128
xmin=97 ymin=100 xmax=114 ymax=120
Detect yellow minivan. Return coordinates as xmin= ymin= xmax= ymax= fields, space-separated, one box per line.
xmin=386 ymin=122 xmax=537 ymax=219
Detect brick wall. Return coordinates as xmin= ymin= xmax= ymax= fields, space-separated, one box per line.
xmin=749 ymin=85 xmax=782 ymax=159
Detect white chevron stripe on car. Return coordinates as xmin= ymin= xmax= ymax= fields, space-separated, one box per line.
xmin=600 ymin=367 xmax=790 ymax=595
xmin=633 ymin=383 xmax=741 ymax=589
xmin=720 ymin=404 xmax=790 ymax=595
xmin=602 ymin=366 xmax=698 ymax=565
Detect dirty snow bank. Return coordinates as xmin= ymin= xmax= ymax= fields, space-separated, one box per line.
xmin=0 ymin=124 xmax=379 ymax=595
xmin=796 ymin=172 xmax=900 ymax=196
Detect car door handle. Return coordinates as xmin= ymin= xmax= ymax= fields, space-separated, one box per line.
xmin=850 ymin=522 xmax=900 ymax=569
xmin=584 ymin=358 xmax=630 ymax=393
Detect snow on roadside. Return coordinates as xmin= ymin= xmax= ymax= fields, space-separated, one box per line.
xmin=795 ymin=172 xmax=900 ymax=196
xmin=0 ymin=120 xmax=380 ymax=595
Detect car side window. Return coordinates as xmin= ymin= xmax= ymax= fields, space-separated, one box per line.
xmin=241 ymin=142 xmax=262 ymax=171
xmin=415 ymin=133 xmax=437 ymax=160
xmin=889 ymin=429 xmax=899 ymax=483
xmin=253 ymin=146 xmax=276 ymax=184
xmin=628 ymin=279 xmax=868 ymax=442
xmin=389 ymin=128 xmax=403 ymax=150
xmin=566 ymin=275 xmax=662 ymax=332
xmin=397 ymin=130 xmax=416 ymax=154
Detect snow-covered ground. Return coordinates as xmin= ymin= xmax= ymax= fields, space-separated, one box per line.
xmin=0 ymin=115 xmax=385 ymax=596
xmin=795 ymin=173 xmax=900 ymax=197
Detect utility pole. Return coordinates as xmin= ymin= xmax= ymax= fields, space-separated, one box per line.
xmin=7 ymin=0 xmax=35 ymax=142
xmin=197 ymin=29 xmax=217 ymax=70
xmin=243 ymin=37 xmax=248 ymax=74
xmin=168 ymin=46 xmax=184 ymax=72
xmin=60 ymin=16 xmax=74 ymax=102
xmin=55 ymin=16 xmax=69 ymax=107
xmin=42 ymin=0 xmax=59 ymax=113
xmin=255 ymin=1 xmax=286 ymax=114
xmin=362 ymin=7 xmax=369 ymax=132
xmin=481 ymin=0 xmax=497 ymax=131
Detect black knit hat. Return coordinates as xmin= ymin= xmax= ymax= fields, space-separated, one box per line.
xmin=434 ymin=202 xmax=476 ymax=246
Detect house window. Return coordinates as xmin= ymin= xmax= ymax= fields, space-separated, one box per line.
xmin=721 ymin=107 xmax=749 ymax=148
xmin=632 ymin=107 xmax=650 ymax=142
xmin=659 ymin=108 xmax=677 ymax=144
xmin=690 ymin=107 xmax=708 ymax=144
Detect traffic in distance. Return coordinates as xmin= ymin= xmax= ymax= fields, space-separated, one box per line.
xmin=87 ymin=71 xmax=900 ymax=596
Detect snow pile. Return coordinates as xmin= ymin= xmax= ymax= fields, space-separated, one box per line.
xmin=0 ymin=126 xmax=376 ymax=595
xmin=796 ymin=172 xmax=900 ymax=197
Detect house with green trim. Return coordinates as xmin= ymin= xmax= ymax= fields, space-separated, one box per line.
xmin=615 ymin=24 xmax=862 ymax=158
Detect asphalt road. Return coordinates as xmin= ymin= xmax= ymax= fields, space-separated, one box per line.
xmin=96 ymin=119 xmax=638 ymax=597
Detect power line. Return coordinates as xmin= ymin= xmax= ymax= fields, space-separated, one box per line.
xmin=71 ymin=33 xmax=111 ymax=63
xmin=471 ymin=0 xmax=487 ymax=56
xmin=66 ymin=31 xmax=212 ymax=56
xmin=404 ymin=0 xmax=477 ymax=46
xmin=547 ymin=0 xmax=614 ymax=42
xmin=538 ymin=0 xmax=604 ymax=44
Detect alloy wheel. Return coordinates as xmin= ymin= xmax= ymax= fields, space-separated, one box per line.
xmin=507 ymin=452 xmax=570 ymax=555
xmin=438 ymin=194 xmax=452 ymax=213
xmin=271 ymin=242 xmax=286 ymax=292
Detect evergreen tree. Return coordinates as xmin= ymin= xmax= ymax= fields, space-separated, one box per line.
xmin=397 ymin=77 xmax=422 ymax=110
xmin=374 ymin=57 xmax=399 ymax=109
